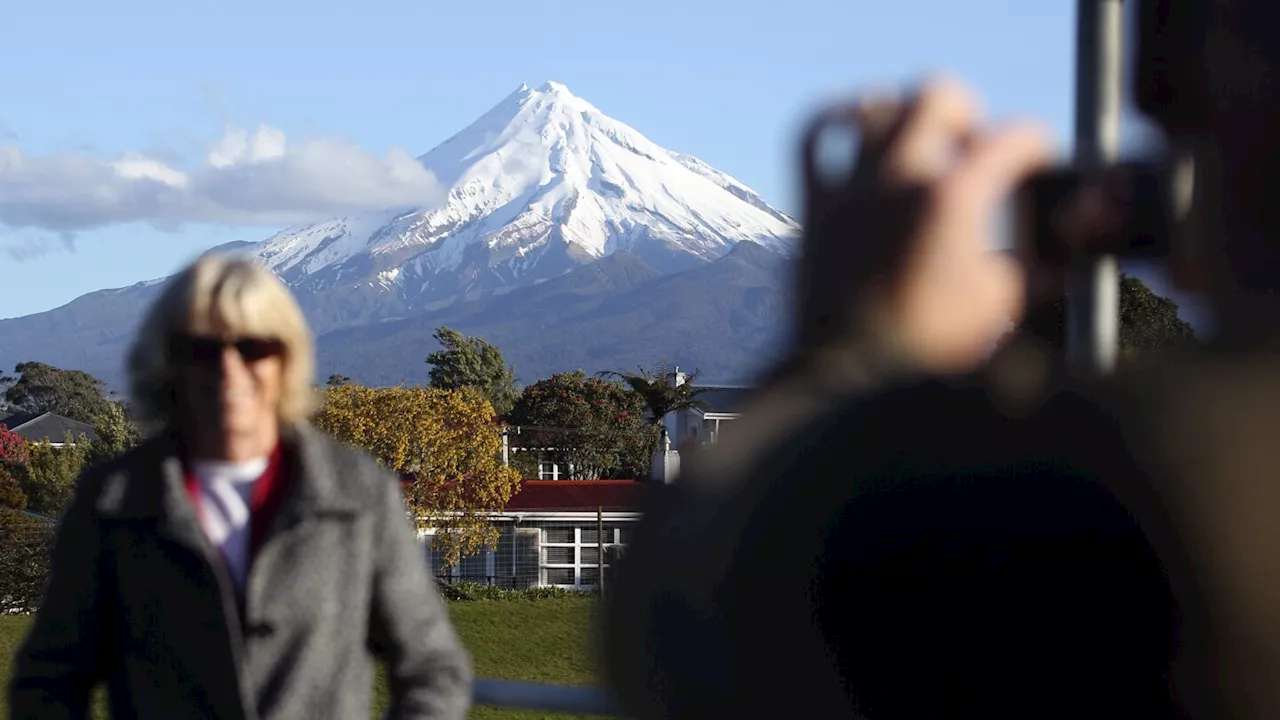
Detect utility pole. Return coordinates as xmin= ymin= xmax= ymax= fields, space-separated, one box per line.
xmin=1067 ymin=0 xmax=1125 ymax=374
xmin=597 ymin=506 xmax=605 ymax=597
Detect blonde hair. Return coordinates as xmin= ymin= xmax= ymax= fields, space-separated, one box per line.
xmin=127 ymin=253 xmax=317 ymax=429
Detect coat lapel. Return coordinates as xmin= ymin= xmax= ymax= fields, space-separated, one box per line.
xmin=270 ymin=423 xmax=361 ymax=529
xmin=242 ymin=425 xmax=360 ymax=626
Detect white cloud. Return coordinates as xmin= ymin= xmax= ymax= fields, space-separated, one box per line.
xmin=206 ymin=125 xmax=286 ymax=168
xmin=0 ymin=124 xmax=445 ymax=234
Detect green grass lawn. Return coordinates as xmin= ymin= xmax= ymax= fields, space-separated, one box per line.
xmin=0 ymin=597 xmax=613 ymax=720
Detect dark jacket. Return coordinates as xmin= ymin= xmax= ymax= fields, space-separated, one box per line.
xmin=603 ymin=341 xmax=1219 ymax=718
xmin=8 ymin=423 xmax=473 ymax=720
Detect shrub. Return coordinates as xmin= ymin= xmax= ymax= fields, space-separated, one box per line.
xmin=0 ymin=510 xmax=56 ymax=614
xmin=449 ymin=580 xmax=585 ymax=601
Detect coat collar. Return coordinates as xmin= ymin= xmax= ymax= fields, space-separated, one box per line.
xmin=94 ymin=422 xmax=358 ymax=530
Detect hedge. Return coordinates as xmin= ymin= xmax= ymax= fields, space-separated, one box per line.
xmin=0 ymin=512 xmax=56 ymax=615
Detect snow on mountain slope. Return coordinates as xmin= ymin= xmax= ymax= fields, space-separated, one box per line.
xmin=245 ymin=81 xmax=799 ymax=304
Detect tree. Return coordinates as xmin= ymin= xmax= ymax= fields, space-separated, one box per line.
xmin=599 ymin=360 xmax=712 ymax=440
xmin=0 ymin=472 xmax=28 ymax=512
xmin=1021 ymin=274 xmax=1196 ymax=357
xmin=0 ymin=424 xmax=29 ymax=510
xmin=0 ymin=429 xmax=55 ymax=611
xmin=5 ymin=362 xmax=115 ymax=425
xmin=13 ymin=435 xmax=93 ymax=516
xmin=1117 ymin=275 xmax=1196 ymax=351
xmin=508 ymin=371 xmax=658 ymax=480
xmin=88 ymin=401 xmax=141 ymax=466
xmin=425 ymin=327 xmax=518 ymax=417
xmin=327 ymin=374 xmax=353 ymax=388
xmin=313 ymin=383 xmax=521 ymax=568
xmin=0 ymin=372 xmax=15 ymax=412
xmin=0 ymin=424 xmax=27 ymax=468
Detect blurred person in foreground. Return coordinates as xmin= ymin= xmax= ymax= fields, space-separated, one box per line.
xmin=8 ymin=255 xmax=472 ymax=719
xmin=604 ymin=0 xmax=1280 ymax=717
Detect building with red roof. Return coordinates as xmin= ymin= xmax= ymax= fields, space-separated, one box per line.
xmin=412 ymin=477 xmax=647 ymax=592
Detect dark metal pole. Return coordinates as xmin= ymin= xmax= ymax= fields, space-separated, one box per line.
xmin=597 ymin=506 xmax=605 ymax=597
xmin=1068 ymin=0 xmax=1124 ymax=374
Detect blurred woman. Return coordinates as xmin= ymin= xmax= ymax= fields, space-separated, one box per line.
xmin=9 ymin=254 xmax=472 ymax=719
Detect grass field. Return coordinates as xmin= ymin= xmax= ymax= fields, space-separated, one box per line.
xmin=0 ymin=597 xmax=612 ymax=720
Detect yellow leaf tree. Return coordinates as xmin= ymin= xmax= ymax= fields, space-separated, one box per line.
xmin=313 ymin=384 xmax=521 ymax=568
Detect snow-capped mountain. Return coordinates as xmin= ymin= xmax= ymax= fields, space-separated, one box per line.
xmin=249 ymin=81 xmax=799 ymax=317
xmin=0 ymin=81 xmax=802 ymax=391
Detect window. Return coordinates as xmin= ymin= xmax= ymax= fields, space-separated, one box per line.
xmin=540 ymin=524 xmax=628 ymax=589
xmin=422 ymin=531 xmax=496 ymax=584
xmin=538 ymin=460 xmax=576 ymax=480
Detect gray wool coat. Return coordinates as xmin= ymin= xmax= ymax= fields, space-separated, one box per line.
xmin=7 ymin=423 xmax=473 ymax=720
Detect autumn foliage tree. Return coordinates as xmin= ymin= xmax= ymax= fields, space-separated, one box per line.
xmin=313 ymin=383 xmax=521 ymax=568
xmin=508 ymin=371 xmax=658 ymax=480
xmin=0 ymin=424 xmax=30 ymax=512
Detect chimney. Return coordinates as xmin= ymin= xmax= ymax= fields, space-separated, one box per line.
xmin=650 ymin=426 xmax=681 ymax=484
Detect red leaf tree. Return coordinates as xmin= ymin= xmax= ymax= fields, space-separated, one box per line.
xmin=0 ymin=424 xmax=30 ymax=510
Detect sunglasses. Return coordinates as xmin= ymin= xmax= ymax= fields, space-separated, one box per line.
xmin=169 ymin=334 xmax=285 ymax=366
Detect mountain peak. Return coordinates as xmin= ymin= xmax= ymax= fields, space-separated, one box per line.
xmin=244 ymin=81 xmax=799 ymax=319
xmin=535 ymin=80 xmax=572 ymax=96
xmin=508 ymin=80 xmax=581 ymax=108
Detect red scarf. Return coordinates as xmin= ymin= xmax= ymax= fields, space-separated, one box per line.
xmin=183 ymin=443 xmax=292 ymax=560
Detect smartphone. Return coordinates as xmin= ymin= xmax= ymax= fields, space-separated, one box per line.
xmin=1015 ymin=161 xmax=1174 ymax=266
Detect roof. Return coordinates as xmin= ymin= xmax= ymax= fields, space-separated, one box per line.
xmin=505 ymin=480 xmax=647 ymax=512
xmin=0 ymin=411 xmax=100 ymax=444
xmin=694 ymin=385 xmax=753 ymax=415
xmin=396 ymin=476 xmax=648 ymax=512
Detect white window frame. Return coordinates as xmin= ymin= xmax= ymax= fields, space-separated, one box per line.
xmin=536 ymin=457 xmax=580 ymax=480
xmin=540 ymin=525 xmax=623 ymax=590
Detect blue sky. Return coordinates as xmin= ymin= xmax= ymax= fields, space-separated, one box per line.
xmin=0 ymin=0 xmax=1129 ymax=319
